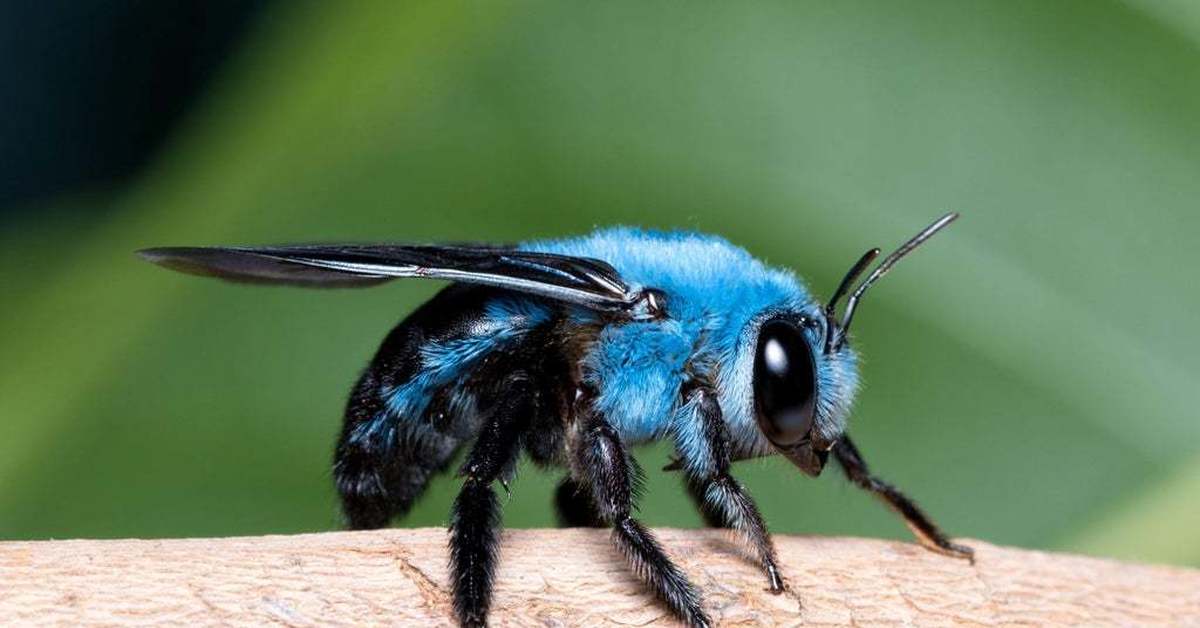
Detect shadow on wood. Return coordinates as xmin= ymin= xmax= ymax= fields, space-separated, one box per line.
xmin=1 ymin=528 xmax=1197 ymax=625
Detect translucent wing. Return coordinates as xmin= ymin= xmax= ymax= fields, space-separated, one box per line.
xmin=138 ymin=243 xmax=635 ymax=311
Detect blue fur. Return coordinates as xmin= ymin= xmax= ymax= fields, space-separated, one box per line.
xmin=582 ymin=318 xmax=696 ymax=442
xmin=524 ymin=227 xmax=860 ymax=468
xmin=355 ymin=227 xmax=862 ymax=473
xmin=349 ymin=296 xmax=553 ymax=453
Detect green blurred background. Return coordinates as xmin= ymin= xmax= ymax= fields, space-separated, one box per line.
xmin=2 ymin=1 xmax=1198 ymax=568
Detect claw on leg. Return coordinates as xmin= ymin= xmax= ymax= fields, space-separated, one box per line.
xmin=835 ymin=435 xmax=974 ymax=564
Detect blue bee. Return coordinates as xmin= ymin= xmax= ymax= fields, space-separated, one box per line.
xmin=140 ymin=213 xmax=971 ymax=627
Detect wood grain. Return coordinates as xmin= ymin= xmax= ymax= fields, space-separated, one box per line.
xmin=2 ymin=528 xmax=1197 ymax=626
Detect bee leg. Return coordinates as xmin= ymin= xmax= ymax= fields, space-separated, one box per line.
xmin=449 ymin=375 xmax=534 ymax=628
xmin=574 ymin=401 xmax=711 ymax=628
xmin=678 ymin=381 xmax=784 ymax=593
xmin=833 ymin=435 xmax=974 ymax=562
xmin=553 ymin=477 xmax=604 ymax=527
xmin=682 ymin=478 xmax=726 ymax=528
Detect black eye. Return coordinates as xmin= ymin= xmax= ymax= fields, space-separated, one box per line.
xmin=753 ymin=318 xmax=817 ymax=446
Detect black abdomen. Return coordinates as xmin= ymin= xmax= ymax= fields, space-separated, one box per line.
xmin=333 ymin=284 xmax=575 ymax=529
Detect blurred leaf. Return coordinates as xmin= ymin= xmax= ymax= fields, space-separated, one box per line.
xmin=2 ymin=0 xmax=1197 ymax=567
xmin=1067 ymin=454 xmax=1200 ymax=565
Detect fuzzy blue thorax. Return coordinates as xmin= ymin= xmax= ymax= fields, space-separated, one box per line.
xmin=525 ymin=228 xmax=861 ymax=462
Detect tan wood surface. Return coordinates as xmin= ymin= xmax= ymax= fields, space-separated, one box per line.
xmin=2 ymin=528 xmax=1198 ymax=626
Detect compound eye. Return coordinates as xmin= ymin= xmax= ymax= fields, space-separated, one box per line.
xmin=753 ymin=319 xmax=817 ymax=446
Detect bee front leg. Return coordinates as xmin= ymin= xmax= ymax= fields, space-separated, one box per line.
xmin=833 ymin=435 xmax=974 ymax=561
xmin=574 ymin=399 xmax=711 ymax=628
xmin=677 ymin=380 xmax=784 ymax=593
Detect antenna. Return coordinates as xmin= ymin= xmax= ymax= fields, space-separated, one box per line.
xmin=832 ymin=212 xmax=959 ymax=350
xmin=826 ymin=248 xmax=880 ymax=316
xmin=824 ymin=247 xmax=879 ymax=353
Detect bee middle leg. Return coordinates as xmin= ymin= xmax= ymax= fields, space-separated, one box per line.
xmin=574 ymin=398 xmax=710 ymax=628
xmin=677 ymin=380 xmax=784 ymax=593
xmin=833 ymin=434 xmax=974 ymax=561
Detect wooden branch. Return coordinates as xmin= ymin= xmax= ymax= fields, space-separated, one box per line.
xmin=2 ymin=528 xmax=1197 ymax=626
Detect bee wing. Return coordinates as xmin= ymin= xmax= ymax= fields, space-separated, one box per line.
xmin=138 ymin=243 xmax=635 ymax=310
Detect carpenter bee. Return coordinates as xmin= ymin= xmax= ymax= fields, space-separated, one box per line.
xmin=140 ymin=213 xmax=972 ymax=627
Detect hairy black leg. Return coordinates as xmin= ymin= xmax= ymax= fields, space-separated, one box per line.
xmin=450 ymin=479 xmax=499 ymax=628
xmin=450 ymin=375 xmax=533 ymax=628
xmin=574 ymin=400 xmax=710 ymax=628
xmin=554 ymin=477 xmax=604 ymax=528
xmin=679 ymin=381 xmax=784 ymax=593
xmin=834 ymin=435 xmax=974 ymax=561
xmin=683 ymin=478 xmax=727 ymax=529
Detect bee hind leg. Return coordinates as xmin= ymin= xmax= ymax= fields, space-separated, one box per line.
xmin=449 ymin=373 xmax=534 ymax=628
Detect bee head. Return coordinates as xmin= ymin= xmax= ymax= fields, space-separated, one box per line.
xmin=751 ymin=213 xmax=958 ymax=477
